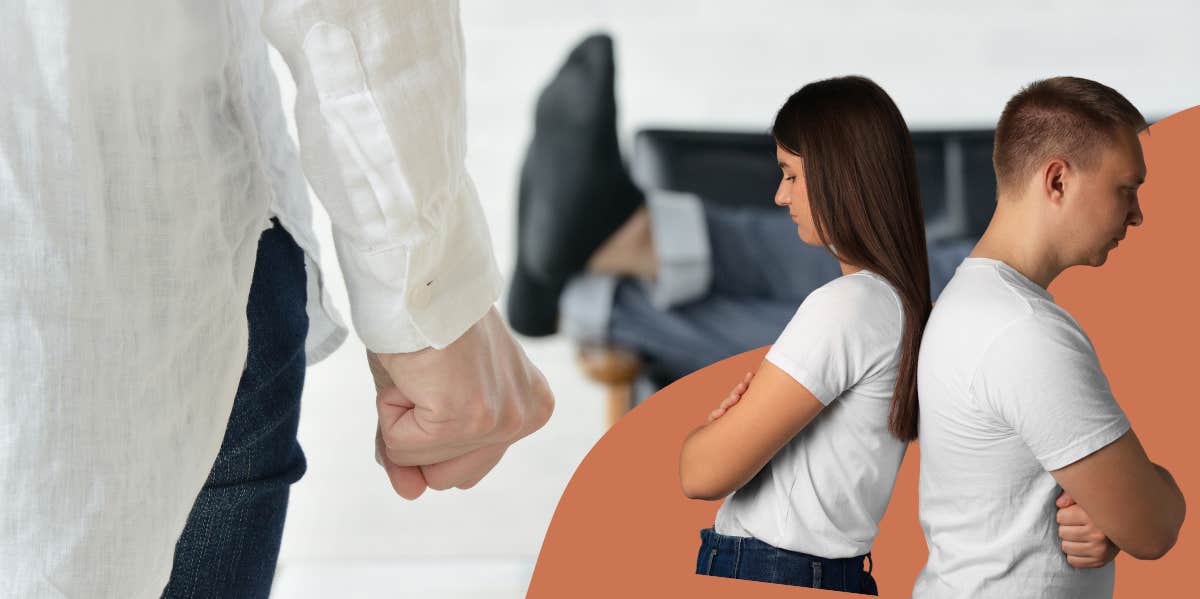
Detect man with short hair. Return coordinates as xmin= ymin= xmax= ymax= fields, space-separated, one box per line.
xmin=914 ymin=77 xmax=1185 ymax=598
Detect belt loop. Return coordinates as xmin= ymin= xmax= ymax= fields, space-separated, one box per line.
xmin=732 ymin=536 xmax=743 ymax=577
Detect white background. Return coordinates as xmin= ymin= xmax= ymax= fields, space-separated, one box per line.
xmin=271 ymin=1 xmax=1200 ymax=597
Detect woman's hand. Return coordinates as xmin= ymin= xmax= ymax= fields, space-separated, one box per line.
xmin=681 ymin=362 xmax=825 ymax=500
xmin=707 ymin=372 xmax=754 ymax=423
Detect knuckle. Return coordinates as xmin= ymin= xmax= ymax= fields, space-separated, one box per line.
xmin=1067 ymin=555 xmax=1091 ymax=568
xmin=380 ymin=429 xmax=401 ymax=451
xmin=465 ymin=404 xmax=500 ymax=438
xmin=427 ymin=478 xmax=454 ymax=491
xmin=531 ymin=386 xmax=555 ymax=426
xmin=511 ymin=382 xmax=555 ymax=438
xmin=383 ymin=446 xmax=411 ymax=467
xmin=422 ymin=469 xmax=454 ymax=491
xmin=495 ymin=409 xmax=523 ymax=439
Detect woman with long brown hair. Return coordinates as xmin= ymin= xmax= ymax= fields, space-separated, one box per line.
xmin=679 ymin=75 xmax=930 ymax=594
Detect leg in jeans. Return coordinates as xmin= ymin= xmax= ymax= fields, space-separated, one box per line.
xmin=651 ymin=193 xmax=972 ymax=304
xmin=641 ymin=191 xmax=842 ymax=309
xmin=561 ymin=193 xmax=976 ymax=380
xmin=608 ymin=280 xmax=798 ymax=378
xmin=161 ymin=219 xmax=309 ymax=599
xmin=561 ymin=195 xmax=840 ymax=380
xmin=614 ymin=197 xmax=841 ymax=379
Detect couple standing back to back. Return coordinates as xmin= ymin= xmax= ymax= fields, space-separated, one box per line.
xmin=681 ymin=75 xmax=1185 ymax=597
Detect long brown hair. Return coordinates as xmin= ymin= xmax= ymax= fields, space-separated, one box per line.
xmin=772 ymin=76 xmax=930 ymax=441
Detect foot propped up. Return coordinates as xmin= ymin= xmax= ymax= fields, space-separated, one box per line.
xmin=507 ymin=33 xmax=645 ymax=336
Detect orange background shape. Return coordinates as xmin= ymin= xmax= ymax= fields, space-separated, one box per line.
xmin=527 ymin=105 xmax=1199 ymax=598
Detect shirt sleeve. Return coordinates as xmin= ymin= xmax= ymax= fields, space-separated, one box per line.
xmin=764 ymin=277 xmax=901 ymax=405
xmin=972 ymin=313 xmax=1130 ymax=472
xmin=260 ymin=0 xmax=502 ymax=353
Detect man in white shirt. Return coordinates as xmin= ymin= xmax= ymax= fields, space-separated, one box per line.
xmin=0 ymin=1 xmax=553 ymax=597
xmin=914 ymin=77 xmax=1185 ymax=598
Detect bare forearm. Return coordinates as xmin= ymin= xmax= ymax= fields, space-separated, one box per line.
xmin=1150 ymin=463 xmax=1187 ymax=544
xmin=679 ymin=423 xmax=763 ymax=501
xmin=1100 ymin=464 xmax=1184 ymax=560
xmin=1117 ymin=463 xmax=1185 ymax=559
xmin=679 ymin=363 xmax=825 ymax=501
xmin=1053 ymin=431 xmax=1186 ymax=560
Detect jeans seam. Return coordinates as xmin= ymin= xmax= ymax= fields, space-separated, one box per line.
xmin=216 ymin=350 xmax=307 ymax=466
xmin=238 ymin=342 xmax=307 ymax=400
xmin=732 ymin=538 xmax=742 ymax=578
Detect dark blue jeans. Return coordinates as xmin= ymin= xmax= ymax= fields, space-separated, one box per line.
xmin=696 ymin=528 xmax=879 ymax=595
xmin=161 ymin=218 xmax=309 ymax=598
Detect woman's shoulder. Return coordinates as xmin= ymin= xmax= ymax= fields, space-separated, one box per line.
xmin=804 ymin=270 xmax=902 ymax=319
xmin=771 ymin=269 xmax=906 ymax=391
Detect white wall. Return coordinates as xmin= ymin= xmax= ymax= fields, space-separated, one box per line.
xmin=463 ymin=0 xmax=1198 ymax=275
xmin=275 ymin=0 xmax=1198 ymax=581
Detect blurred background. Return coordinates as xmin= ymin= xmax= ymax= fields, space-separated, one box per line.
xmin=269 ymin=1 xmax=1200 ymax=597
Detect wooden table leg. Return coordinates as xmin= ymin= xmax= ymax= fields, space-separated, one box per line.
xmin=576 ymin=345 xmax=641 ymax=428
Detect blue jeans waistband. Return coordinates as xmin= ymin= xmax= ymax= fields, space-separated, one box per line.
xmin=696 ymin=528 xmax=878 ymax=595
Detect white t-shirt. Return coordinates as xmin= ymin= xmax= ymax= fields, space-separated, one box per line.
xmin=714 ymin=269 xmax=908 ymax=558
xmin=914 ymin=257 xmax=1130 ymax=599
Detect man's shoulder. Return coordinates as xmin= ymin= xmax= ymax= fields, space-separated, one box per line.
xmin=923 ymin=266 xmax=1090 ymax=378
xmin=929 ymin=267 xmax=1034 ymax=337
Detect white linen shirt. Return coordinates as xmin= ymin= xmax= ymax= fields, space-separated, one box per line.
xmin=0 ymin=1 xmax=502 ymax=596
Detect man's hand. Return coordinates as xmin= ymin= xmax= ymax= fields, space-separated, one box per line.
xmin=707 ymin=372 xmax=754 ymax=423
xmin=367 ymin=307 xmax=554 ymax=499
xmin=1056 ymin=490 xmax=1120 ymax=568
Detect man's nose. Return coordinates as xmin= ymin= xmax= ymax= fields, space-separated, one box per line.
xmin=1129 ymin=199 xmax=1144 ymax=227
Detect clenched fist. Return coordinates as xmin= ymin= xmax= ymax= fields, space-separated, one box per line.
xmin=367 ymin=307 xmax=555 ymax=498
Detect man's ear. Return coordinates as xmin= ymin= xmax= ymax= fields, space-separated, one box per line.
xmin=1041 ymin=158 xmax=1069 ymax=206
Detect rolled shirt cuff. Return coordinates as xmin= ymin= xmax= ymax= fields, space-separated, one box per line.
xmin=559 ymin=272 xmax=618 ymax=345
xmin=645 ymin=190 xmax=711 ymax=309
xmin=336 ymin=191 xmax=504 ymax=354
xmin=559 ymin=191 xmax=712 ymax=345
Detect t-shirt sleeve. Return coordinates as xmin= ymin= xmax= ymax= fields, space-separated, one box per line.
xmin=972 ymin=313 xmax=1130 ymax=472
xmin=764 ymin=278 xmax=900 ymax=405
